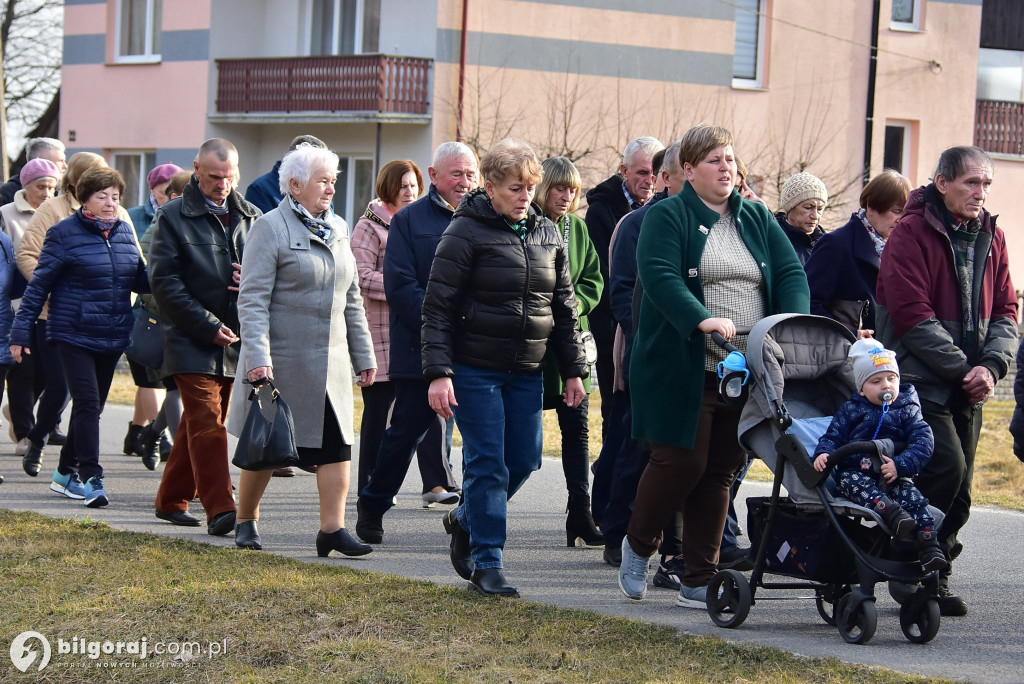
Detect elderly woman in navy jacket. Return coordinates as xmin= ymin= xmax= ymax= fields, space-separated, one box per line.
xmin=10 ymin=168 xmax=148 ymax=507
xmin=804 ymin=170 xmax=911 ymax=336
xmin=0 ymin=228 xmax=23 ymax=485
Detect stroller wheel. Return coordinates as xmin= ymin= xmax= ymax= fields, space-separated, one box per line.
xmin=836 ymin=593 xmax=877 ymax=644
xmin=815 ymin=584 xmax=851 ymax=626
xmin=706 ymin=569 xmax=751 ymax=629
xmin=900 ymin=596 xmax=941 ymax=644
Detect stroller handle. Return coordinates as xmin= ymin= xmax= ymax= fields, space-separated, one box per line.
xmin=823 ymin=439 xmax=905 ymax=490
xmin=709 ymin=326 xmax=752 ymax=353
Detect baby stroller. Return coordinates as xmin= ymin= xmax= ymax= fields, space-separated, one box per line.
xmin=705 ymin=313 xmax=943 ymax=645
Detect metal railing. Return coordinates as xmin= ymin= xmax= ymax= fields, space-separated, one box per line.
xmin=215 ymin=54 xmax=431 ymax=115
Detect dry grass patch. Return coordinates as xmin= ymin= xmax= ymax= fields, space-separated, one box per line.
xmin=0 ymin=509 xmax=949 ymax=684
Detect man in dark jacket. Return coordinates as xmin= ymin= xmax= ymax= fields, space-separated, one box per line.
xmin=149 ymin=138 xmax=261 ymax=536
xmin=876 ymin=145 xmax=1018 ymax=616
xmin=584 ymin=136 xmax=663 ymax=437
xmin=355 ymin=141 xmax=478 ymax=544
xmin=243 ymin=134 xmax=327 ymax=213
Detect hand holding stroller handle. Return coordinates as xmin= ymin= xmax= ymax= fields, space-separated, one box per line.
xmin=709 ymin=326 xmax=752 ymax=353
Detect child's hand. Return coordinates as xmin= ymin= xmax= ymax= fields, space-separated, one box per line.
xmin=813 ymin=453 xmax=829 ymax=472
xmin=880 ymin=455 xmax=898 ymax=483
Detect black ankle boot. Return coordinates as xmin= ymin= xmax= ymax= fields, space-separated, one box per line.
xmin=235 ymin=520 xmax=262 ymax=550
xmin=442 ymin=508 xmax=475 ymax=580
xmin=874 ymin=495 xmax=916 ymax=539
xmin=355 ymin=499 xmax=384 ymax=544
xmin=123 ymin=421 xmax=144 ymax=457
xmin=139 ymin=424 xmax=160 ymax=471
xmin=470 ymin=568 xmax=519 ymax=597
xmin=915 ymin=528 xmax=949 ymax=572
xmin=316 ymin=528 xmax=372 ymax=557
xmin=566 ymin=494 xmax=605 ymax=547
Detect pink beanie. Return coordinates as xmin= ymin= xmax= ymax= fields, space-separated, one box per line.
xmin=20 ymin=158 xmax=60 ymax=187
xmin=147 ymin=163 xmax=184 ymax=189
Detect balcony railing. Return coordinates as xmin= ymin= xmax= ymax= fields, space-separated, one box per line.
xmin=975 ymin=99 xmax=1024 ymax=156
xmin=216 ymin=54 xmax=431 ymax=116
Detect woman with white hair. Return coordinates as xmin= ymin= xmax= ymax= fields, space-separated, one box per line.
xmin=229 ymin=143 xmax=377 ymax=556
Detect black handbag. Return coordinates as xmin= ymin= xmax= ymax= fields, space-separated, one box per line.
xmin=125 ymin=311 xmax=163 ymax=369
xmin=231 ymin=381 xmax=300 ymax=471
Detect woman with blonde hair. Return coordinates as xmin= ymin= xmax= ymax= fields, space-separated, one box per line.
xmin=424 ymin=139 xmax=587 ymax=596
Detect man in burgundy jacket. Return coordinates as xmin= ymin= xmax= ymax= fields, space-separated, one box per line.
xmin=876 ymin=145 xmax=1017 ymax=617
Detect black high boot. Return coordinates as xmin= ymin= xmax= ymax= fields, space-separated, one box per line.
xmin=873 ymin=494 xmax=916 ymax=539
xmin=139 ymin=424 xmax=161 ymax=471
xmin=915 ymin=527 xmax=950 ymax=573
xmin=123 ymin=421 xmax=145 ymax=457
xmin=566 ymin=494 xmax=605 ymax=547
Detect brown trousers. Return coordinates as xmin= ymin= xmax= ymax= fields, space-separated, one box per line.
xmin=154 ymin=373 xmax=236 ymax=522
xmin=627 ymin=376 xmax=746 ymax=587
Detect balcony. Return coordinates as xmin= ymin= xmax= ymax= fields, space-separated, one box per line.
xmin=975 ymin=99 xmax=1024 ymax=156
xmin=212 ymin=54 xmax=432 ymax=125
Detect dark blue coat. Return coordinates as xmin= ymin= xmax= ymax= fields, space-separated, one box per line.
xmin=776 ymin=212 xmax=824 ymax=266
xmin=10 ymin=211 xmax=148 ymax=353
xmin=0 ymin=231 xmax=24 ymax=365
xmin=814 ymin=384 xmax=933 ymax=479
xmin=383 ymin=185 xmax=454 ymax=380
xmin=805 ymin=213 xmax=881 ymax=331
xmin=244 ymin=161 xmax=282 ymax=214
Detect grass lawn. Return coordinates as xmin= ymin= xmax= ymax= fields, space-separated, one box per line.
xmin=0 ymin=509 xmax=950 ymax=684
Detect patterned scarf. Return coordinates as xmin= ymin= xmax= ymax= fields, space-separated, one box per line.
xmin=289 ymin=195 xmax=334 ymax=241
xmin=148 ymin=193 xmax=160 ymax=215
xmin=80 ymin=209 xmax=118 ymax=239
xmin=857 ymin=208 xmax=888 ymax=257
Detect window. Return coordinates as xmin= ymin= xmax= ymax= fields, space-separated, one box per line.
xmin=891 ymin=0 xmax=922 ymax=31
xmin=117 ymin=0 xmax=162 ymax=61
xmin=733 ymin=0 xmax=766 ymax=88
xmin=111 ymin=151 xmax=157 ymax=209
xmin=883 ymin=122 xmax=912 ymax=176
xmin=309 ymin=0 xmax=380 ymax=55
xmin=335 ymin=156 xmax=375 ymax=228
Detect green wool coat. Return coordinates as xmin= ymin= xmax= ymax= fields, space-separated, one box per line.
xmin=630 ymin=183 xmax=809 ymax=448
xmin=544 ymin=212 xmax=603 ymax=399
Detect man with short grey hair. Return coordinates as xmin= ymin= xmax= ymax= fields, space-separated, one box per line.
xmin=584 ymin=136 xmax=664 ymax=438
xmin=0 ymin=137 xmax=67 ymax=206
xmin=876 ymin=145 xmax=1017 ymax=617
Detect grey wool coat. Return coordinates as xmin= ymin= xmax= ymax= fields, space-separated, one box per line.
xmin=228 ymin=199 xmax=376 ymax=448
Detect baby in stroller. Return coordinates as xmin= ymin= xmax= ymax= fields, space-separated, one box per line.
xmin=812 ymin=339 xmax=948 ymax=572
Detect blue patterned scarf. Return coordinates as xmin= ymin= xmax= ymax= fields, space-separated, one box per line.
xmin=288 ymin=196 xmax=334 ymax=241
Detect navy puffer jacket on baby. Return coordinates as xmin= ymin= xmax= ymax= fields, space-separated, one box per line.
xmin=814 ymin=384 xmax=934 ymax=479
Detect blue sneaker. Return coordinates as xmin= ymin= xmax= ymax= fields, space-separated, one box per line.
xmin=50 ymin=469 xmax=86 ymax=500
xmin=675 ymin=584 xmax=709 ymax=609
xmin=618 ymin=537 xmax=652 ymax=600
xmin=83 ymin=476 xmax=108 ymax=508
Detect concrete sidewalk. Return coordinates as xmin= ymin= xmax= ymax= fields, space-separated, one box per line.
xmin=1 ymin=402 xmax=1022 ymax=683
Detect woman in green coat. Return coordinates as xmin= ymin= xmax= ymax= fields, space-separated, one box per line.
xmin=617 ymin=125 xmax=809 ymax=607
xmin=538 ymin=157 xmax=605 ymax=548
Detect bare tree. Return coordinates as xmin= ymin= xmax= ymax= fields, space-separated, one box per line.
xmin=1 ymin=0 xmax=62 ymax=158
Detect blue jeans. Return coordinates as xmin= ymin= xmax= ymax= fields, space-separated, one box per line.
xmin=452 ymin=363 xmax=543 ymax=570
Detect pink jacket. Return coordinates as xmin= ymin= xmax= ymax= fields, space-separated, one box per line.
xmin=351 ymin=199 xmax=393 ymax=380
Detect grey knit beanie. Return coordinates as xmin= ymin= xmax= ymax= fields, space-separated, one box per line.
xmin=779 ymin=172 xmax=828 ymax=213
xmin=849 ymin=338 xmax=899 ymax=391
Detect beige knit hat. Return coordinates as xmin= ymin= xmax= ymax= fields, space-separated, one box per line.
xmin=779 ymin=172 xmax=828 ymax=213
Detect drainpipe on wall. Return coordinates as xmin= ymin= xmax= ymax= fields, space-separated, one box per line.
xmin=863 ymin=0 xmax=880 ymax=186
xmin=457 ymin=0 xmax=469 ymax=142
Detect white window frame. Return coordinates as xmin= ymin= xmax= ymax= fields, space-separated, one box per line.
xmin=883 ymin=121 xmax=913 ymax=177
xmin=335 ymin=155 xmax=374 ymax=227
xmin=115 ymin=0 xmax=162 ymax=63
xmin=732 ymin=0 xmax=767 ymax=90
xmin=890 ymin=0 xmax=923 ymax=32
xmin=110 ymin=150 xmax=154 ymax=209
xmin=306 ymin=0 xmax=364 ymax=56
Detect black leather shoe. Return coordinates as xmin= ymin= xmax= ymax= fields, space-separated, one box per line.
xmin=603 ymin=543 xmax=622 ymax=567
xmin=47 ymin=428 xmax=66 ymax=446
xmin=235 ymin=520 xmax=262 ymax=550
xmin=470 ymin=568 xmax=519 ymax=598
xmin=718 ymin=545 xmax=753 ymax=571
xmin=442 ymin=508 xmax=475 ymax=580
xmin=22 ymin=441 xmax=43 ymax=477
xmin=155 ymin=508 xmax=201 ymax=527
xmin=207 ymin=510 xmax=236 ymax=536
xmin=355 ymin=499 xmax=384 ymax=544
xmin=139 ymin=425 xmax=160 ymax=471
xmin=316 ymin=528 xmax=372 ymax=557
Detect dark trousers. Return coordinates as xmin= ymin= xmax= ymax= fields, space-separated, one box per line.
xmin=550 ymin=394 xmax=591 ymax=500
xmin=918 ymin=397 xmax=982 ymax=548
xmin=55 ymin=343 xmax=120 ymax=482
xmin=595 ymin=340 xmax=614 ymax=440
xmin=357 ymin=380 xmax=455 ymax=493
xmin=5 ymin=320 xmax=45 ymax=439
xmin=591 ymin=389 xmax=629 ymax=523
xmin=154 ymin=373 xmax=236 ymax=523
xmin=27 ymin=319 xmax=68 ymax=447
xmin=359 ymin=379 xmax=449 ymax=515
xmin=627 ymin=377 xmax=746 ymax=587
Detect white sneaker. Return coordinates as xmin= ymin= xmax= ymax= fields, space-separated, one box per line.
xmin=422 ymin=490 xmax=459 ymax=508
xmin=15 ymin=437 xmax=29 ymax=456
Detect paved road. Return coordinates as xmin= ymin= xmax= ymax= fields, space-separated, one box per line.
xmin=1 ymin=403 xmax=1022 ymax=683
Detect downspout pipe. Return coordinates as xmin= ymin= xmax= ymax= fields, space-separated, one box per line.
xmin=457 ymin=0 xmax=469 ymax=142
xmin=863 ymin=0 xmax=880 ymax=186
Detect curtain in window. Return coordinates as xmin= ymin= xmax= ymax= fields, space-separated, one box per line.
xmin=733 ymin=0 xmax=761 ymax=81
